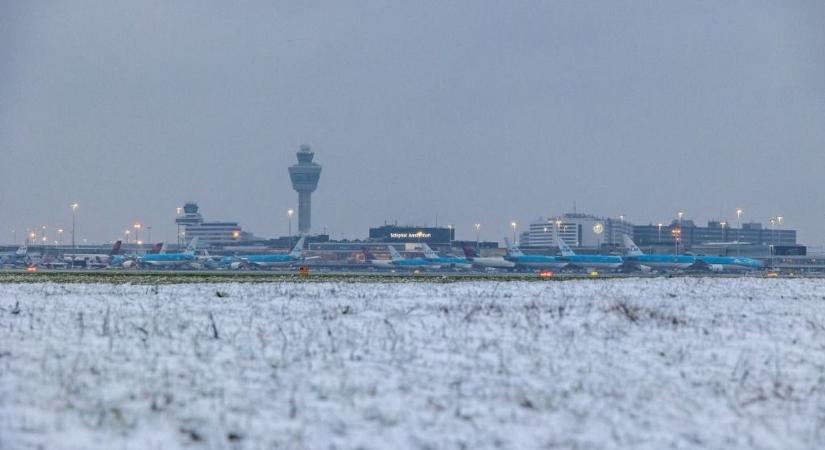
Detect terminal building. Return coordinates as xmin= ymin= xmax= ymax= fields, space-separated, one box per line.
xmin=175 ymin=202 xmax=253 ymax=247
xmin=521 ymin=213 xmax=634 ymax=250
xmin=519 ymin=213 xmax=801 ymax=257
xmin=633 ymin=219 xmax=799 ymax=256
xmin=367 ymin=224 xmax=498 ymax=253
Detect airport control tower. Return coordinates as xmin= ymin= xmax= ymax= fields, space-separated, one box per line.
xmin=288 ymin=144 xmax=322 ymax=234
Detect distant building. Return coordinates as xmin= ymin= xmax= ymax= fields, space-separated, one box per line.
xmin=633 ymin=219 xmax=796 ymax=249
xmin=175 ymin=202 xmax=250 ymax=247
xmin=523 ymin=213 xmax=633 ymax=249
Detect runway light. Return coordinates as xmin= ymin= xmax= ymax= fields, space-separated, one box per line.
xmin=26 ymin=266 xmax=37 ymax=273
xmin=590 ymin=271 xmax=599 ymax=277
xmin=539 ymin=270 xmax=553 ymax=278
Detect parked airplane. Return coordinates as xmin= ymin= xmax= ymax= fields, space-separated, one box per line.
xmin=693 ymin=255 xmax=764 ymax=272
xmin=240 ymin=236 xmax=308 ymax=268
xmin=362 ymin=247 xmax=393 ymax=269
xmin=503 ymin=238 xmax=567 ymax=270
xmin=621 ymin=234 xmax=761 ymax=272
xmin=216 ymin=255 xmax=244 ymax=270
xmin=556 ymin=236 xmax=623 ymax=271
xmin=63 ymin=241 xmax=122 ymax=268
xmin=135 ymin=238 xmax=199 ymax=268
xmin=0 ymin=245 xmax=29 ymax=267
xmin=622 ymin=235 xmax=695 ymax=271
xmin=420 ymin=244 xmax=472 ymax=270
xmin=461 ymin=245 xmax=516 ymax=270
xmin=387 ymin=245 xmax=441 ymax=270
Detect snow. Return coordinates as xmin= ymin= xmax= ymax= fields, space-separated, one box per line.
xmin=2 ymin=278 xmax=825 ymax=449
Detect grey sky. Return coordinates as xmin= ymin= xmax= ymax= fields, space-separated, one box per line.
xmin=1 ymin=1 xmax=824 ymax=246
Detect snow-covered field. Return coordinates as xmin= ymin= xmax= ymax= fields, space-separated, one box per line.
xmin=2 ymin=278 xmax=825 ymax=449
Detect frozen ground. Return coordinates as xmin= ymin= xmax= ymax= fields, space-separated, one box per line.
xmin=1 ymin=278 xmax=825 ymax=449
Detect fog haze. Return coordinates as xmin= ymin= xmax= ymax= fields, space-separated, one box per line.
xmin=1 ymin=1 xmax=823 ymax=245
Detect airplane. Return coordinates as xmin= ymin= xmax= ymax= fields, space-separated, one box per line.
xmin=111 ymin=242 xmax=165 ymax=267
xmin=622 ymin=235 xmax=695 ymax=272
xmin=362 ymin=247 xmax=394 ymax=269
xmin=240 ymin=236 xmax=308 ymax=269
xmin=556 ymin=235 xmax=623 ymax=271
xmin=503 ymin=238 xmax=567 ymax=271
xmin=63 ymin=241 xmax=123 ymax=268
xmin=0 ymin=244 xmax=27 ymax=258
xmin=0 ymin=244 xmax=30 ymax=267
xmin=216 ymin=255 xmax=245 ymax=270
xmin=386 ymin=245 xmax=441 ymax=270
xmin=134 ymin=237 xmax=200 ymax=268
xmin=420 ymin=244 xmax=473 ymax=270
xmin=692 ymin=254 xmax=764 ymax=272
xmin=461 ymin=245 xmax=516 ymax=270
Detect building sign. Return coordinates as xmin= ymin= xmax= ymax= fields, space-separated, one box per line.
xmin=389 ymin=231 xmax=432 ymax=239
xmin=369 ymin=226 xmax=453 ymax=244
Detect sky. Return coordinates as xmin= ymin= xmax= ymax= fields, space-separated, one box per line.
xmin=1 ymin=0 xmax=824 ymax=246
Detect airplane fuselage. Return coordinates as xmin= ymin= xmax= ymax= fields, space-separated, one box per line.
xmin=467 ymin=257 xmax=515 ymax=269
xmin=505 ymin=255 xmax=567 ymax=270
xmin=243 ymin=255 xmax=297 ymax=268
xmin=426 ymin=256 xmax=472 ymax=270
xmin=139 ymin=254 xmax=196 ymax=267
xmin=391 ymin=258 xmax=441 ymax=270
xmin=695 ymin=256 xmax=764 ymax=271
xmin=562 ymin=255 xmax=624 ymax=270
xmin=625 ymin=254 xmax=695 ymax=270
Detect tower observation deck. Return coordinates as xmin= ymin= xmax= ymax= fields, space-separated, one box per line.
xmin=288 ymin=144 xmax=322 ymax=234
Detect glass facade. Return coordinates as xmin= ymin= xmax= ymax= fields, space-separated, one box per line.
xmin=633 ymin=221 xmax=796 ymax=248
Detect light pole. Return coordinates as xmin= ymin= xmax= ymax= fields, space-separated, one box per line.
xmin=555 ymin=220 xmax=563 ymax=248
xmin=736 ymin=208 xmax=743 ymax=256
xmin=287 ymin=208 xmax=294 ymax=248
xmin=510 ymin=221 xmax=517 ymax=245
xmin=57 ymin=229 xmax=64 ymax=246
xmin=593 ymin=223 xmax=604 ymax=254
xmin=671 ymin=228 xmax=681 ymax=255
xmin=71 ymin=203 xmax=79 ymax=249
xmin=776 ymin=216 xmax=783 ymax=245
xmin=677 ymin=211 xmax=684 ymax=251
xmin=447 ymin=224 xmax=453 ymax=250
xmin=720 ymin=221 xmax=727 ymax=242
xmin=770 ymin=217 xmax=776 ymax=265
xmin=474 ymin=223 xmax=481 ymax=250
xmin=124 ymin=229 xmax=130 ymax=244
xmin=657 ymin=223 xmax=663 ymax=244
xmin=11 ymin=229 xmax=15 ymax=245
xmin=134 ymin=223 xmax=141 ymax=246
xmin=176 ymin=206 xmax=183 ymax=247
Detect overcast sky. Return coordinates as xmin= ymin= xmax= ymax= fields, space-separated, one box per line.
xmin=1 ymin=1 xmax=824 ymax=246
